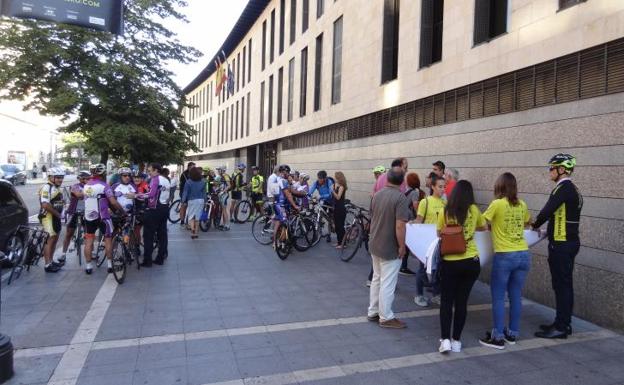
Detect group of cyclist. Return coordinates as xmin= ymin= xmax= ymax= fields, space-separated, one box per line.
xmin=37 ymin=162 xmax=172 ymax=274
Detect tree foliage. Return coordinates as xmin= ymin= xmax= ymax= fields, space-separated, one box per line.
xmin=0 ymin=0 xmax=201 ymax=165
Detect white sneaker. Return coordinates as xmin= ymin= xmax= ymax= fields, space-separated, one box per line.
xmin=439 ymin=339 xmax=452 ymax=354
xmin=451 ymin=339 xmax=462 ymax=353
xmin=365 ymin=280 xmax=371 ymax=287
xmin=431 ymin=295 xmax=441 ymax=305
xmin=414 ymin=295 xmax=429 ymax=307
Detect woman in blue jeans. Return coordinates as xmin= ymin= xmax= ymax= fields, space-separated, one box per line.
xmin=479 ymin=173 xmax=532 ymax=349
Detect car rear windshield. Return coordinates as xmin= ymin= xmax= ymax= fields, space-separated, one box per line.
xmin=0 ymin=165 xmax=19 ymax=172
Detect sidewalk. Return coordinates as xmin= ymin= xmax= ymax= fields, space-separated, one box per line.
xmin=1 ymin=222 xmax=622 ymax=385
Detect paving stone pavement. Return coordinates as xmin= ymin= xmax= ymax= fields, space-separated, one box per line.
xmin=1 ymin=222 xmax=623 ymax=385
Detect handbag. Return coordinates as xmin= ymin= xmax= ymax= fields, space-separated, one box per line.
xmin=439 ymin=213 xmax=467 ymax=255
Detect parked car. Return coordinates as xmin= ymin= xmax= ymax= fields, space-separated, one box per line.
xmin=0 ymin=180 xmax=28 ymax=267
xmin=0 ymin=164 xmax=28 ymax=185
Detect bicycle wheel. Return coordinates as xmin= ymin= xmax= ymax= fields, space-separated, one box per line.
xmin=7 ymin=243 xmax=25 ymax=285
xmin=127 ymin=231 xmax=142 ymax=269
xmin=212 ymin=204 xmax=222 ymax=229
xmin=234 ymin=200 xmax=252 ymax=223
xmin=293 ymin=217 xmax=314 ymax=252
xmin=4 ymin=232 xmax=24 ymax=268
xmin=252 ymin=215 xmax=273 ymax=245
xmin=75 ymin=226 xmax=84 ymax=266
xmin=339 ymin=222 xmax=363 ymax=262
xmin=111 ymin=237 xmax=127 ymax=284
xmin=168 ymin=199 xmax=182 ymax=223
xmin=199 ymin=205 xmax=212 ymax=232
xmin=274 ymin=223 xmax=291 ymax=260
xmin=95 ymin=234 xmax=107 ymax=268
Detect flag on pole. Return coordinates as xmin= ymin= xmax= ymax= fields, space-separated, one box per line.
xmin=214 ymin=59 xmax=222 ymax=96
xmin=227 ymin=63 xmax=235 ymax=96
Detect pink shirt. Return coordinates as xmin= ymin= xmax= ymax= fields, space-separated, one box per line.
xmin=373 ymin=172 xmax=407 ymax=195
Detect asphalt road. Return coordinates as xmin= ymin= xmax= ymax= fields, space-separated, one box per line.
xmin=14 ymin=176 xmax=77 ymax=217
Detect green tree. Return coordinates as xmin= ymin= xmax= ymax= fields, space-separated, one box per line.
xmin=58 ymin=132 xmax=99 ymax=169
xmin=0 ymin=0 xmax=201 ymax=165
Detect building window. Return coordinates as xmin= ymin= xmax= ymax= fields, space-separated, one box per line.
xmin=300 ymin=47 xmax=308 ymax=117
xmin=235 ymin=101 xmax=239 ymax=140
xmin=248 ymin=39 xmax=252 ymax=82
xmin=221 ymin=111 xmax=225 ymax=144
xmin=288 ymin=58 xmax=295 ymax=121
xmin=230 ymin=104 xmax=234 ymax=141
xmin=262 ymin=20 xmax=267 ymax=70
xmin=290 ymin=0 xmax=297 ymax=45
xmin=302 ymin=0 xmax=309 ymax=33
xmin=246 ymin=92 xmax=251 ymax=136
xmin=260 ymin=81 xmax=265 ymax=131
xmin=559 ymin=0 xmax=587 ymax=11
xmin=277 ymin=67 xmax=284 ymax=125
xmin=317 ymin=0 xmax=324 ymax=18
xmin=237 ymin=52 xmax=241 ymax=92
xmin=381 ymin=0 xmax=400 ymax=83
xmin=268 ymin=74 xmax=274 ymax=129
xmin=279 ymin=0 xmax=286 ymax=54
xmin=270 ymin=9 xmax=276 ymax=64
xmin=209 ymin=117 xmax=212 ymax=147
xmin=473 ymin=0 xmax=508 ymax=45
xmin=225 ymin=107 xmax=229 ymax=143
xmin=332 ymin=16 xmax=343 ymax=104
xmin=217 ymin=113 xmax=220 ymax=144
xmin=314 ymin=33 xmax=323 ymax=112
xmin=241 ymin=96 xmax=245 ymax=138
xmin=242 ymin=47 xmax=246 ymax=87
xmin=419 ymin=0 xmax=444 ymax=68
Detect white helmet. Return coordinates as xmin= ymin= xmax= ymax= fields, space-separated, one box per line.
xmin=300 ymin=173 xmax=310 ymax=181
xmin=49 ymin=167 xmax=65 ymax=177
xmin=90 ymin=163 xmax=106 ymax=176
xmin=117 ymin=167 xmax=132 ymax=175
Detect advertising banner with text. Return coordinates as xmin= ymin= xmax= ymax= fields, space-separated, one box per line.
xmin=1 ymin=0 xmax=123 ymax=34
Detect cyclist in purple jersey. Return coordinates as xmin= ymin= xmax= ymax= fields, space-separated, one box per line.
xmin=272 ymin=165 xmax=300 ymax=243
xmin=60 ymin=171 xmax=91 ymax=262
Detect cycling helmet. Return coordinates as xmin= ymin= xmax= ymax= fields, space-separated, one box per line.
xmin=300 ymin=173 xmax=310 ymax=181
xmin=49 ymin=167 xmax=65 ymax=177
xmin=90 ymin=163 xmax=106 ymax=176
xmin=117 ymin=167 xmax=132 ymax=175
xmin=237 ymin=163 xmax=247 ymax=169
xmin=278 ymin=164 xmax=291 ymax=173
xmin=373 ymin=165 xmax=386 ymax=174
xmin=251 ymin=165 xmax=259 ymax=171
xmin=548 ymin=153 xmax=576 ymax=170
xmin=78 ymin=170 xmax=91 ymax=179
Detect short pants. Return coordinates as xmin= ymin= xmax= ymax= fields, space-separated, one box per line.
xmin=66 ymin=212 xmax=83 ymax=229
xmin=40 ymin=215 xmax=62 ymax=236
xmin=273 ymin=204 xmax=289 ymax=224
xmin=231 ymin=191 xmax=242 ymax=200
xmin=251 ymin=192 xmax=263 ymax=204
xmin=85 ymin=218 xmax=114 ymax=238
xmin=218 ymin=192 xmax=229 ymax=207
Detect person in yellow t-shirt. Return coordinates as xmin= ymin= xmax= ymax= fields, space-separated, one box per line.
xmin=413 ymin=175 xmax=446 ymax=307
xmin=436 ymin=180 xmax=486 ymax=354
xmin=479 ymin=172 xmax=532 ymax=349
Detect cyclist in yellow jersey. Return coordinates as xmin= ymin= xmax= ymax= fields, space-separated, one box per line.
xmin=38 ymin=168 xmax=66 ymax=272
xmin=249 ymin=166 xmax=265 ymax=220
xmin=215 ymin=166 xmax=232 ymax=230
xmin=230 ymin=163 xmax=247 ymax=219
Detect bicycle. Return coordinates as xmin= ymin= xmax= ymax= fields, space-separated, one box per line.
xmin=273 ymin=208 xmax=317 ymax=260
xmin=308 ymin=199 xmax=335 ymax=246
xmin=251 ymin=201 xmax=274 ymax=245
xmin=338 ymin=203 xmax=371 ymax=262
xmin=110 ymin=216 xmax=135 ymax=284
xmin=69 ymin=212 xmax=85 ymax=266
xmin=233 ymin=188 xmax=253 ymax=223
xmin=7 ymin=226 xmax=49 ymax=285
xmin=199 ymin=194 xmax=217 ymax=232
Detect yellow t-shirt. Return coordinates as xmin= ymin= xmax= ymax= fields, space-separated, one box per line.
xmin=437 ymin=204 xmax=486 ymax=261
xmin=483 ymin=198 xmax=530 ymax=253
xmin=416 ymin=196 xmax=446 ymax=225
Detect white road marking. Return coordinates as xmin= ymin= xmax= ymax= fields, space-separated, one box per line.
xmin=46 ymin=275 xmax=118 ymax=385
xmin=204 ymin=330 xmax=616 ymax=385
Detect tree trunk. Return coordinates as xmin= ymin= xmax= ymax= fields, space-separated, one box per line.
xmin=100 ymin=152 xmax=109 ymax=164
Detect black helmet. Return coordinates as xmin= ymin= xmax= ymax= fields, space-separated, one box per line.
xmin=278 ymin=164 xmax=291 ymax=173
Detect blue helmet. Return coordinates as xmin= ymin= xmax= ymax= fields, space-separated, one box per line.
xmin=237 ymin=163 xmax=247 ymax=170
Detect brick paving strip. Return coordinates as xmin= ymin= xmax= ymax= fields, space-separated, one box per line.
xmin=201 ymin=329 xmax=616 ymax=385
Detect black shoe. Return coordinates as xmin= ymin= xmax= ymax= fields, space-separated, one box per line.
xmin=479 ymin=332 xmax=505 ymax=350
xmin=140 ymin=261 xmax=152 ymax=268
xmin=107 ymin=267 xmax=113 ymax=273
xmin=85 ymin=268 xmax=93 ymax=275
xmin=399 ymin=268 xmax=416 ymax=276
xmin=56 ymin=257 xmax=66 ymax=266
xmin=534 ymin=328 xmax=568 ymax=339
xmin=326 ymin=235 xmax=332 ymax=243
xmin=367 ymin=314 xmax=380 ymax=322
xmin=153 ymin=258 xmax=164 ymax=265
xmin=51 ymin=261 xmax=63 ymax=268
xmin=503 ymin=330 xmax=517 ymax=345
xmin=44 ymin=264 xmax=61 ymax=273
xmin=539 ymin=323 xmax=572 ymax=335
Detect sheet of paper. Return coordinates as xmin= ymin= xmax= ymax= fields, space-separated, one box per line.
xmin=524 ymin=229 xmax=547 ymax=247
xmin=474 ymin=231 xmax=494 ymax=267
xmin=405 ymin=223 xmax=438 ymax=264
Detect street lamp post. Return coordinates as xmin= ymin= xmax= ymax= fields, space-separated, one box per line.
xmin=0 ymin=251 xmax=14 ymax=382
